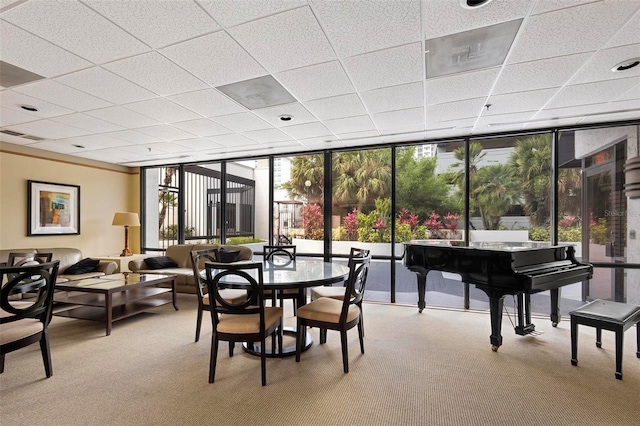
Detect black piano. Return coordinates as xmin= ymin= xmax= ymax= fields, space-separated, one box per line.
xmin=403 ymin=241 xmax=593 ymax=351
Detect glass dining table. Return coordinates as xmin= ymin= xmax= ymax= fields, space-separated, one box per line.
xmin=208 ymin=258 xmax=350 ymax=357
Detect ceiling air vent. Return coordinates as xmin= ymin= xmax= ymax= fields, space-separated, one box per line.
xmin=21 ymin=135 xmax=45 ymax=141
xmin=0 ymin=129 xmax=26 ymax=137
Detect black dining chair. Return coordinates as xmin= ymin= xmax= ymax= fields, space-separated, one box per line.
xmin=295 ymin=252 xmax=371 ymax=373
xmin=204 ymin=261 xmax=283 ymax=386
xmin=1 ymin=260 xmax=60 ymax=377
xmin=189 ymin=248 xmax=247 ymax=343
xmin=263 ymin=245 xmax=300 ymax=315
xmin=309 ymin=248 xmax=371 ymax=334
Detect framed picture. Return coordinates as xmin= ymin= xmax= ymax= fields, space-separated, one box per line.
xmin=28 ymin=180 xmax=80 ymax=236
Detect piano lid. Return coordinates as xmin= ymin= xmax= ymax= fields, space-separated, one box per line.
xmin=404 ymin=240 xmax=576 ymax=253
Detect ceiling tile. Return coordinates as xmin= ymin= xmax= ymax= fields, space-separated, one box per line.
xmin=1 ymin=90 xmax=74 ymax=118
xmin=211 ymin=112 xmax=271 ymax=132
xmin=0 ymin=106 xmax=39 ymax=126
xmin=161 ymin=31 xmax=267 ymax=87
xmin=312 ymin=0 xmax=421 ymax=57
xmin=243 ymin=128 xmax=293 ymax=144
xmin=426 ymin=98 xmax=486 ymax=124
xmin=55 ymin=67 xmax=157 ymax=104
xmin=476 ymin=111 xmax=537 ymax=127
xmin=494 ymin=53 xmax=591 ymax=94
xmin=344 ymin=43 xmax=423 ymax=91
xmin=172 ymin=118 xmax=232 ymax=137
xmin=61 ymin=133 xmax=131 ymax=148
xmin=304 ymin=94 xmax=367 ymax=120
xmin=6 ymin=119 xmax=89 ymax=139
xmin=252 ymin=102 xmax=316 ymax=127
xmin=135 ymin=125 xmax=197 ymax=141
xmin=276 ymin=61 xmax=355 ymax=102
xmin=530 ymin=0 xmax=599 ymax=15
xmin=536 ymin=100 xmax=640 ymax=120
xmin=124 ymin=98 xmax=202 ymax=124
xmin=73 ymin=148 xmax=135 ymax=163
xmin=103 ymin=129 xmax=162 ymax=145
xmin=104 ymin=52 xmax=208 ymax=96
xmin=197 ymin=0 xmax=307 ymax=28
xmin=372 ymin=107 xmax=425 ymax=132
xmin=168 ymin=89 xmax=246 ymax=118
xmin=571 ymin=44 xmax=640 ymax=85
xmin=207 ymin=132 xmax=259 ymax=148
xmin=422 ymin=0 xmax=531 ymax=39
xmin=546 ymin=77 xmax=639 ymax=109
xmin=299 ymin=137 xmax=345 ymax=149
xmin=51 ymin=113 xmax=124 ymax=133
xmin=0 ymin=21 xmax=91 ymax=77
xmin=26 ymin=139 xmax=94 ymax=155
xmin=85 ymin=0 xmax=218 ymax=48
xmin=323 ymin=115 xmax=376 ymax=135
xmin=280 ymin=122 xmax=333 ymax=139
xmin=426 ymin=68 xmax=500 ymax=106
xmin=14 ymin=80 xmax=112 ymax=111
xmin=615 ymin=83 xmax=640 ymax=102
xmin=508 ymin=1 xmax=639 ymax=64
xmin=485 ymin=88 xmax=558 ymax=115
xmin=229 ymin=7 xmax=335 ymax=72
xmin=85 ymin=106 xmax=161 ymax=128
xmin=360 ymin=82 xmax=423 ymax=114
xmin=605 ymin=7 xmax=640 ymax=48
xmin=2 ymin=0 xmax=150 ymax=63
xmin=174 ymin=137 xmax=222 ymax=151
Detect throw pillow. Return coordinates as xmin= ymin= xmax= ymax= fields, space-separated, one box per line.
xmin=144 ymin=256 xmax=178 ymax=269
xmin=217 ymin=248 xmax=240 ymax=263
xmin=64 ymin=258 xmax=100 ymax=275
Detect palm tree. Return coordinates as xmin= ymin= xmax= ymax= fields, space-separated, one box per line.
xmin=332 ymin=150 xmax=391 ymax=211
xmin=475 ymin=164 xmax=521 ymax=229
xmin=283 ymin=154 xmax=324 ymax=205
xmin=449 ymin=142 xmax=485 ymax=226
xmin=509 ymin=135 xmax=551 ymax=226
xmin=158 ymin=167 xmax=177 ymax=229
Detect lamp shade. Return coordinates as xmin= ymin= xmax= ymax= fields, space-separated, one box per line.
xmin=112 ymin=212 xmax=140 ymax=227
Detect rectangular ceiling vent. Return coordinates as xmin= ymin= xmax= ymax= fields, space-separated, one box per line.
xmin=425 ymin=19 xmax=522 ymax=79
xmin=21 ymin=134 xmax=45 ymax=141
xmin=0 ymin=129 xmax=26 ymax=136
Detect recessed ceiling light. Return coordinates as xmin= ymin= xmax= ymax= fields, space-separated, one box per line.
xmin=279 ymin=115 xmax=293 ymax=122
xmin=612 ymin=58 xmax=640 ymax=72
xmin=19 ymin=104 xmax=38 ymax=112
xmin=72 ymin=144 xmax=85 ymax=148
xmin=460 ymin=0 xmax=494 ymax=9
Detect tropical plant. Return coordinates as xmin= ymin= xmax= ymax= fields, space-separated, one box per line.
xmin=302 ymin=203 xmax=323 ymax=240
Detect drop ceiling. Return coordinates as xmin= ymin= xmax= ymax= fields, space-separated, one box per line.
xmin=0 ymin=0 xmax=639 ymax=167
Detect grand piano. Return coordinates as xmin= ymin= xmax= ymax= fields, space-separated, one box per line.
xmin=403 ymin=241 xmax=593 ymax=351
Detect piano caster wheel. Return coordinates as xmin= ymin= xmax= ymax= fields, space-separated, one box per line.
xmin=571 ymin=359 xmax=578 ymax=366
xmin=491 ymin=345 xmax=499 ymax=352
xmin=552 ymin=322 xmax=558 ymax=327
xmin=418 ymin=308 xmax=424 ymax=313
xmin=615 ymin=372 xmax=622 ymax=380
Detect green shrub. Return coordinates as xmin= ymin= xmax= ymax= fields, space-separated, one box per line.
xmin=529 ymin=226 xmax=550 ymax=241
xmin=225 ymin=237 xmax=266 ymax=245
xmin=590 ymin=218 xmax=609 ymax=245
xmin=558 ymin=227 xmax=581 ymax=242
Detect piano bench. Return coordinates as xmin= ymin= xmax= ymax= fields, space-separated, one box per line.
xmin=570 ymin=299 xmax=640 ymax=380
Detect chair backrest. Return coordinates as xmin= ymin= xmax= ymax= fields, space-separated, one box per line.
xmin=204 ymin=262 xmax=266 ymax=326
xmin=8 ymin=252 xmax=53 ymax=267
xmin=189 ymin=248 xmax=219 ymax=299
xmin=263 ymin=245 xmax=296 ymax=262
xmin=348 ymin=247 xmax=370 ymax=266
xmin=0 ymin=260 xmax=60 ymax=326
xmin=340 ymin=254 xmax=371 ymax=322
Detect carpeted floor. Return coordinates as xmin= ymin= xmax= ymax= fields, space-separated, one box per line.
xmin=1 ymin=294 xmax=639 ymax=426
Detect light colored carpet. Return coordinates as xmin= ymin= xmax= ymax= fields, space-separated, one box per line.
xmin=1 ymin=294 xmax=639 ymax=426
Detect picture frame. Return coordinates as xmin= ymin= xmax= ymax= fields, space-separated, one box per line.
xmin=28 ymin=180 xmax=80 ymax=236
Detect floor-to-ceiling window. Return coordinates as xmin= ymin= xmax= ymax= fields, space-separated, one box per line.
xmin=139 ymin=121 xmax=640 ymax=309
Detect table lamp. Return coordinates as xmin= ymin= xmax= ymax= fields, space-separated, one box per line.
xmin=112 ymin=212 xmax=140 ymax=256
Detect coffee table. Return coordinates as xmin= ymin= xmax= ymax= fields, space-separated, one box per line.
xmin=53 ymin=273 xmax=178 ymax=335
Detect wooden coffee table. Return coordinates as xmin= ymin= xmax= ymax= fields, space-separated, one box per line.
xmin=53 ymin=273 xmax=178 ymax=335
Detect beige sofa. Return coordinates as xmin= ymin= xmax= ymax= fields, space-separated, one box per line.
xmin=0 ymin=248 xmax=118 ymax=283
xmin=127 ymin=244 xmax=253 ymax=294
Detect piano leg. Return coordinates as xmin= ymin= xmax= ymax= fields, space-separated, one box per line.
xmin=416 ymin=273 xmax=427 ymax=313
xmin=550 ymin=288 xmax=560 ymax=327
xmin=488 ymin=295 xmax=505 ymax=351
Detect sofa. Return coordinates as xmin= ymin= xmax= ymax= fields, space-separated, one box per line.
xmin=0 ymin=248 xmax=118 ymax=283
xmin=127 ymin=244 xmax=253 ymax=294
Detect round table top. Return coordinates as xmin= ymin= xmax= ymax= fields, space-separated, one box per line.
xmin=212 ymin=258 xmax=350 ymax=290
